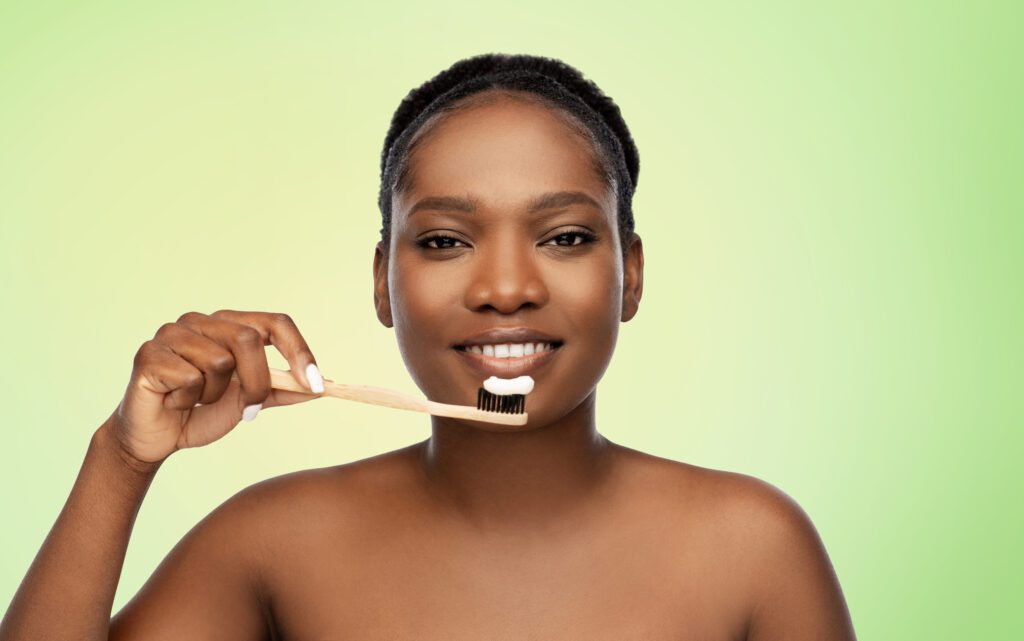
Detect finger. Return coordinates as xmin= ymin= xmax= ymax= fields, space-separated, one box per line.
xmin=153 ymin=322 xmax=236 ymax=405
xmin=211 ymin=309 xmax=323 ymax=394
xmin=176 ymin=311 xmax=271 ymax=409
xmin=135 ymin=341 xmax=206 ymax=411
xmin=264 ymin=312 xmax=323 ymax=393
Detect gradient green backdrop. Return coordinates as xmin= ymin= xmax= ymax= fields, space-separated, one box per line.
xmin=1 ymin=1 xmax=1021 ymax=637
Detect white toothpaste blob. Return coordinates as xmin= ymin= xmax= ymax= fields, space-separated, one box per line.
xmin=482 ymin=375 xmax=535 ymax=396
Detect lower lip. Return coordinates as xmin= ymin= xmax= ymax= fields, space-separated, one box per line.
xmin=453 ymin=345 xmax=561 ymax=377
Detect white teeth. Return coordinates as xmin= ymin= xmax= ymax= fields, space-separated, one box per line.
xmin=463 ymin=342 xmax=556 ymax=358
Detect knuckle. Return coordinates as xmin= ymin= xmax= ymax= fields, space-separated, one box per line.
xmin=183 ymin=371 xmax=205 ymax=388
xmin=235 ymin=327 xmax=262 ymax=346
xmin=134 ymin=340 xmax=155 ymax=366
xmin=176 ymin=311 xmax=203 ymax=324
xmin=273 ymin=312 xmax=296 ymax=327
xmin=209 ymin=353 xmax=236 ymax=372
xmin=211 ymin=309 xmax=235 ymax=318
xmin=155 ymin=322 xmax=177 ymax=337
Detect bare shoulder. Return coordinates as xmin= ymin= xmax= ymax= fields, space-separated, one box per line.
xmin=192 ymin=441 xmax=425 ymax=559
xmin=110 ymin=442 xmax=424 ymax=638
xmin=147 ymin=440 xmax=428 ymax=610
xmin=612 ymin=445 xmax=856 ymax=639
xmin=614 ymin=444 xmax=819 ymax=543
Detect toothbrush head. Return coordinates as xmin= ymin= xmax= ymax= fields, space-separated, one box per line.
xmin=475 ymin=375 xmax=533 ymax=415
xmin=476 ymin=388 xmax=526 ymax=414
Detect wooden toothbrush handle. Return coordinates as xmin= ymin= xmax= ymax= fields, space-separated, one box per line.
xmin=261 ymin=367 xmax=527 ymax=426
xmin=264 ymin=368 xmax=425 ymax=411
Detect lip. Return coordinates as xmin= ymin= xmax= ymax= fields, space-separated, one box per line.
xmin=453 ymin=327 xmax=563 ymax=348
xmin=454 ymin=343 xmax=562 ymax=378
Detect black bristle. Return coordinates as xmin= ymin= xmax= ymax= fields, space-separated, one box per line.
xmin=476 ymin=389 xmax=526 ymax=414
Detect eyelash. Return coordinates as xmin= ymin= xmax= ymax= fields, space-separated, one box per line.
xmin=416 ymin=230 xmax=598 ymax=250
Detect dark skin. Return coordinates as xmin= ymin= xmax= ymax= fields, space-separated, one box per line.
xmin=0 ymin=90 xmax=856 ymax=640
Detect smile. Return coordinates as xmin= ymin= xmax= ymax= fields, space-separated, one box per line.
xmin=453 ymin=342 xmax=562 ymax=377
xmin=455 ymin=342 xmax=558 ymax=357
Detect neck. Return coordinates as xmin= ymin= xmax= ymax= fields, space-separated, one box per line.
xmin=417 ymin=390 xmax=616 ymax=529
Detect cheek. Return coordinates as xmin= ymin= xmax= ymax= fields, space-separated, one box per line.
xmin=390 ymin=254 xmax=461 ymax=344
xmin=548 ymin=257 xmax=622 ymax=327
xmin=548 ymin=251 xmax=618 ymax=307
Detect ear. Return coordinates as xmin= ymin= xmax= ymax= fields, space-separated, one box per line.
xmin=373 ymin=241 xmax=393 ymax=328
xmin=621 ymin=232 xmax=644 ymax=322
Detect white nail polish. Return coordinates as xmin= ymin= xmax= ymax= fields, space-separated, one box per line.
xmin=306 ymin=363 xmax=325 ymax=394
xmin=242 ymin=403 xmax=262 ymax=422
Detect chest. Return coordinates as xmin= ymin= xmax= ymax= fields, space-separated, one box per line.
xmin=265 ymin=527 xmax=748 ymax=641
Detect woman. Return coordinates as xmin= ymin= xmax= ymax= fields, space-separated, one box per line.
xmin=0 ymin=53 xmax=856 ymax=640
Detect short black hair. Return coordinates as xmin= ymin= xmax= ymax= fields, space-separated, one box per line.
xmin=377 ymin=53 xmax=640 ymax=256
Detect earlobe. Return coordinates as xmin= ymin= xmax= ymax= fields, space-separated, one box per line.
xmin=621 ymin=233 xmax=644 ymax=322
xmin=373 ymin=241 xmax=393 ymax=328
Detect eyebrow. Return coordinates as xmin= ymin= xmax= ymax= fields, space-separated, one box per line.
xmin=407 ymin=190 xmax=604 ymax=217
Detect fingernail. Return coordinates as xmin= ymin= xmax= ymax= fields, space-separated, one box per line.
xmin=306 ymin=363 xmax=325 ymax=394
xmin=242 ymin=403 xmax=262 ymax=422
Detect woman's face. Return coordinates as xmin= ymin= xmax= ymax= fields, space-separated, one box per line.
xmin=373 ymin=93 xmax=643 ymax=430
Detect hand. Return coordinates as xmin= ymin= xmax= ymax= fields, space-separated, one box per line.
xmin=108 ymin=310 xmax=325 ymax=465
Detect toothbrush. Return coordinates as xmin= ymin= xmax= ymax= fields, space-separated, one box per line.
xmin=240 ymin=368 xmax=529 ymax=427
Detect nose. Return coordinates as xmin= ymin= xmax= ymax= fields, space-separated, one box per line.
xmin=463 ymin=237 xmax=550 ymax=314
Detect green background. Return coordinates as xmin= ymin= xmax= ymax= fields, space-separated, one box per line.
xmin=1 ymin=1 xmax=1021 ymax=637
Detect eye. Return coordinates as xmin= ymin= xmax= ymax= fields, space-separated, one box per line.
xmin=416 ymin=234 xmax=468 ymax=250
xmin=543 ymin=230 xmax=598 ymax=247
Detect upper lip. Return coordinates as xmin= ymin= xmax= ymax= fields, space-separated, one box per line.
xmin=453 ymin=327 xmax=563 ymax=348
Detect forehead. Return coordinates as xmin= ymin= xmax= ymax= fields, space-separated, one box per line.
xmin=394 ymin=95 xmax=614 ymax=220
